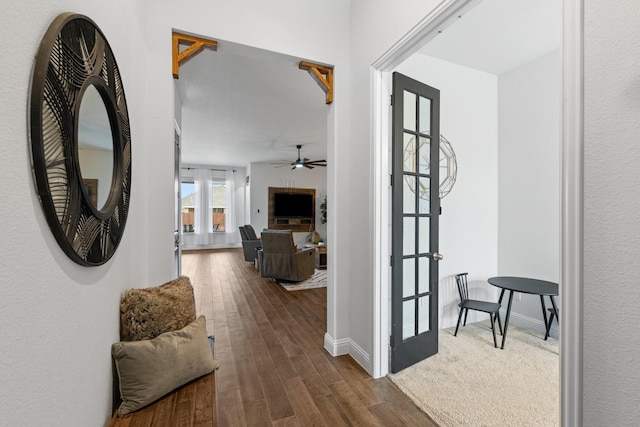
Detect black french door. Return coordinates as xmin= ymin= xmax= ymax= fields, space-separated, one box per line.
xmin=390 ymin=72 xmax=442 ymax=373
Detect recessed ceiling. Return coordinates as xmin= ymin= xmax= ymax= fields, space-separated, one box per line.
xmin=419 ymin=0 xmax=561 ymax=75
xmin=175 ymin=39 xmax=329 ymax=168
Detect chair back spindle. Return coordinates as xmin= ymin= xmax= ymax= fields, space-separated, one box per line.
xmin=456 ymin=272 xmax=470 ymax=302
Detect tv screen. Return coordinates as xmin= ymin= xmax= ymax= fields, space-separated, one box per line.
xmin=274 ymin=193 xmax=314 ymax=218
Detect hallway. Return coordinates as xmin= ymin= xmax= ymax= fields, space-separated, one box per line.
xmin=182 ymin=248 xmax=436 ymax=426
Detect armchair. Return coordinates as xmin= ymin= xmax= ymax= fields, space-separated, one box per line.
xmin=239 ymin=225 xmax=262 ymax=262
xmin=258 ymin=229 xmax=315 ymax=282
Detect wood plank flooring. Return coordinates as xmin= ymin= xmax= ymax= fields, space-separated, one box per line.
xmin=184 ymin=248 xmax=437 ymax=426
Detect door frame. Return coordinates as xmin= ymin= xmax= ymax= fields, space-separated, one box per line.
xmin=370 ymin=0 xmax=583 ymax=425
xmin=174 ymin=119 xmax=182 ymax=277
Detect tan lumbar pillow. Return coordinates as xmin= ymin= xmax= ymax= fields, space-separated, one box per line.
xmin=119 ymin=276 xmax=196 ymax=341
xmin=112 ymin=316 xmax=218 ymax=416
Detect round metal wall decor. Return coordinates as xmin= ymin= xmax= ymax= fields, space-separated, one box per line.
xmin=29 ymin=13 xmax=131 ymax=266
xmin=403 ymin=134 xmax=458 ymax=200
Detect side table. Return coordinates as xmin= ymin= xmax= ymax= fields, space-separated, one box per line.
xmin=315 ymin=247 xmax=327 ymax=270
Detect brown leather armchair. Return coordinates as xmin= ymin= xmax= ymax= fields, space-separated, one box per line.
xmin=258 ymin=229 xmax=315 ymax=282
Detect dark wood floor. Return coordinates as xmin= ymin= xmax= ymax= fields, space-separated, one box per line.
xmin=183 ymin=248 xmax=437 ymax=427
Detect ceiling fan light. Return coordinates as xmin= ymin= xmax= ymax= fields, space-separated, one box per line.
xmin=295 ymin=163 xmax=303 ymax=168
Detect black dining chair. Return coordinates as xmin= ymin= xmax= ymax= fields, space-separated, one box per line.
xmin=454 ymin=273 xmax=503 ymax=348
xmin=544 ymin=308 xmax=559 ymax=340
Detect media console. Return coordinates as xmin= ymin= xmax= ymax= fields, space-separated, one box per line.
xmin=268 ymin=187 xmax=316 ymax=232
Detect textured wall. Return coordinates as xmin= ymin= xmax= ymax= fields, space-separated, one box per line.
xmin=584 ymin=1 xmax=640 ymax=424
xmin=0 ymin=1 xmax=162 ymax=425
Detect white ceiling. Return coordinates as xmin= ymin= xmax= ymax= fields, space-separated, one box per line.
xmin=419 ymin=0 xmax=561 ymax=75
xmin=175 ymin=0 xmax=561 ymax=168
xmin=175 ymin=40 xmax=329 ymax=168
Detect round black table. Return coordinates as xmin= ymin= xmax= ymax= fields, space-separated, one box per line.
xmin=488 ymin=276 xmax=559 ymax=349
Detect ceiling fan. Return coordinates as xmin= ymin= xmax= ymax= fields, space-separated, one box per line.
xmin=274 ymin=145 xmax=327 ymax=170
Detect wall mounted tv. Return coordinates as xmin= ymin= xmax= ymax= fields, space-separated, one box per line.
xmin=273 ymin=192 xmax=314 ymax=218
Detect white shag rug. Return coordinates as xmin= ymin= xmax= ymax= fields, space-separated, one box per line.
xmin=276 ymin=269 xmax=327 ymax=291
xmin=388 ymin=322 xmax=559 ymax=427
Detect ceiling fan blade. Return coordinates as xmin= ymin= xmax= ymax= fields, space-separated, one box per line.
xmin=304 ymin=164 xmax=314 ymax=169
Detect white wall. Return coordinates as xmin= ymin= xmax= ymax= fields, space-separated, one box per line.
xmin=248 ymin=163 xmax=328 ymax=240
xmin=497 ymin=50 xmax=561 ymax=335
xmin=394 ymin=54 xmax=499 ymax=329
xmin=347 ymin=0 xmax=445 ymax=373
xmin=584 ymin=1 xmax=640 ymax=424
xmin=0 ymin=1 xmax=163 ymax=425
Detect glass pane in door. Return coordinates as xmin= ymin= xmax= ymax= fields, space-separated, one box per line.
xmin=403 ymin=133 xmax=417 ymax=172
xmin=418 ymin=177 xmax=430 ymax=213
xmin=403 ymin=176 xmax=416 ymax=214
xmin=403 ymin=259 xmax=415 ymax=298
xmin=418 ymin=217 xmax=430 ymax=253
xmin=403 ymin=217 xmax=415 ymax=255
xmin=418 ymin=257 xmax=429 ymax=293
xmin=418 ymin=295 xmax=430 ymax=333
xmin=403 ymin=91 xmax=416 ymax=131
xmin=403 ymin=299 xmax=416 ymax=339
xmin=419 ymin=96 xmax=431 ymax=135
xmin=418 ymin=137 xmax=431 ymax=175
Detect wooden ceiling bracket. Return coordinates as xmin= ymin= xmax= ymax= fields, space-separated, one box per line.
xmin=299 ymin=61 xmax=334 ymax=104
xmin=172 ymin=32 xmax=218 ymax=79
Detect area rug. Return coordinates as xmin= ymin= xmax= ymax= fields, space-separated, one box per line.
xmin=388 ymin=322 xmax=559 ymax=427
xmin=275 ymin=269 xmax=327 ymax=291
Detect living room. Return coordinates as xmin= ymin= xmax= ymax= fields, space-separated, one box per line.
xmin=175 ymin=39 xmax=328 ymax=252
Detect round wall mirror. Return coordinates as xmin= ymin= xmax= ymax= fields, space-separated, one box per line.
xmin=29 ymin=13 xmax=131 ymax=266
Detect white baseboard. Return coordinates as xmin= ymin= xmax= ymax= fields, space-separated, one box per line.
xmin=181 ymin=243 xmax=242 ymax=250
xmin=324 ymin=332 xmax=348 ymax=356
xmin=441 ymin=311 xmax=559 ymax=340
xmin=324 ymin=333 xmax=372 ymax=373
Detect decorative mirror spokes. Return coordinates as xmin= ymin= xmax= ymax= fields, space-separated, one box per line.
xmin=29 ymin=13 xmax=131 ymax=266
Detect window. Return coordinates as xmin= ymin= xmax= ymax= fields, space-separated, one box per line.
xmin=209 ymin=180 xmax=226 ymax=231
xmin=181 ymin=180 xmax=195 ymax=232
xmin=180 ymin=168 xmax=234 ymax=239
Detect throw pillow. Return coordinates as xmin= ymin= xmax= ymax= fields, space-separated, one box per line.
xmin=119 ymin=276 xmax=196 ymax=341
xmin=112 ymin=316 xmax=219 ymax=416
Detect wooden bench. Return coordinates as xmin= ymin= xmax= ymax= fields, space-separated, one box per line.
xmin=108 ymin=371 xmax=216 ymax=427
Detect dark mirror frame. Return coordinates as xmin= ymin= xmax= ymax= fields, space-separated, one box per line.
xmin=29 ymin=13 xmax=131 ymax=266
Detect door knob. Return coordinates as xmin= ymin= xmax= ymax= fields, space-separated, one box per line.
xmin=432 ymin=252 xmax=443 ymax=261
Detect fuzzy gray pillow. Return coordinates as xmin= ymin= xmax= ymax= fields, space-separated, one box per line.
xmin=119 ymin=276 xmax=196 ymax=341
xmin=112 ymin=316 xmax=218 ymax=416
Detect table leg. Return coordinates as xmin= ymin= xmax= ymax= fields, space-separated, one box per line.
xmin=550 ymin=296 xmax=559 ymax=325
xmin=500 ymin=290 xmax=515 ymax=349
xmin=540 ymin=295 xmax=549 ymax=336
xmin=498 ymin=288 xmax=506 ymax=304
